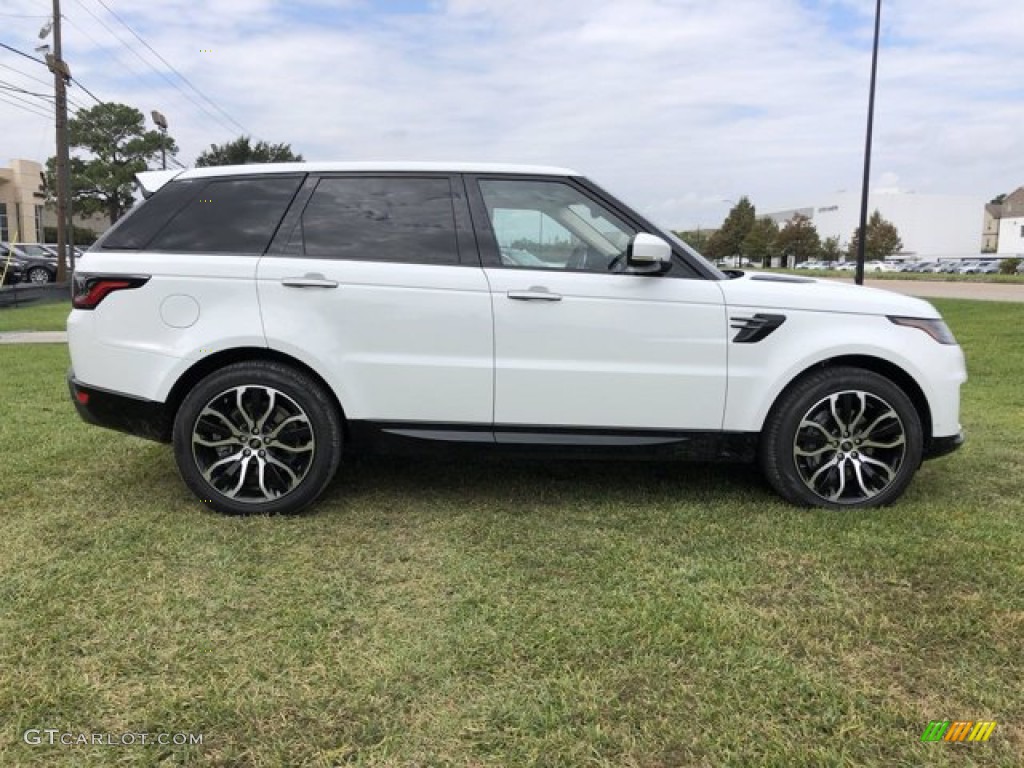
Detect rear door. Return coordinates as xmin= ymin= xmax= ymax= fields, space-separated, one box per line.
xmin=256 ymin=174 xmax=493 ymax=426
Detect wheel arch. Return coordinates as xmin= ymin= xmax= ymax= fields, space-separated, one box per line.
xmin=765 ymin=354 xmax=932 ymax=450
xmin=163 ymin=347 xmax=348 ymax=442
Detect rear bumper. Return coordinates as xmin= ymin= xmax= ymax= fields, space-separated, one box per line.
xmin=68 ymin=369 xmax=171 ymax=442
xmin=924 ymin=430 xmax=965 ymax=460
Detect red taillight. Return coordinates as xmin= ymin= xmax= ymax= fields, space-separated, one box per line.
xmin=72 ymin=274 xmax=150 ymax=310
xmin=76 ymin=390 xmax=90 ymax=405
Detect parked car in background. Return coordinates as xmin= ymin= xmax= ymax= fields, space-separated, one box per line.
xmin=4 ymin=242 xmax=82 ymax=283
xmin=0 ymin=243 xmax=27 ymax=285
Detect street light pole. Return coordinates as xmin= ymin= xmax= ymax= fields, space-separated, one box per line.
xmin=855 ymin=0 xmax=882 ymax=287
xmin=151 ymin=111 xmax=168 ymax=170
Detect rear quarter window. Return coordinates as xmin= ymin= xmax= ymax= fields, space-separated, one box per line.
xmin=99 ymin=175 xmax=303 ymax=254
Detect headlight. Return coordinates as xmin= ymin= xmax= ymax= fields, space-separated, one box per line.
xmin=888 ymin=316 xmax=958 ymax=345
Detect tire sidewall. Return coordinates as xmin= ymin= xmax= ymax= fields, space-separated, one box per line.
xmin=762 ymin=368 xmax=924 ymax=509
xmin=172 ymin=362 xmax=342 ymax=515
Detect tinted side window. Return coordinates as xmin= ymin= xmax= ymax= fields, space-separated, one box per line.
xmin=292 ymin=177 xmax=458 ymax=265
xmin=99 ymin=179 xmax=200 ymax=250
xmin=147 ymin=176 xmax=303 ymax=253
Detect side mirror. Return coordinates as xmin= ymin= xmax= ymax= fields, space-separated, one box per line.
xmin=627 ymin=233 xmax=672 ymax=273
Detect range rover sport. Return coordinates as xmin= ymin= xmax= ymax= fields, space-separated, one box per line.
xmin=67 ymin=162 xmax=966 ymax=514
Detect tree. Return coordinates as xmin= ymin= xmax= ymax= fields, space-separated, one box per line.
xmin=775 ymin=214 xmax=821 ymax=268
xmin=820 ymin=236 xmax=842 ymax=262
xmin=990 ymin=193 xmax=1007 ymax=205
xmin=847 ymin=209 xmax=903 ymax=261
xmin=705 ymin=197 xmax=755 ymax=263
xmin=46 ymin=103 xmax=176 ymax=226
xmin=195 ymin=136 xmax=303 ymax=167
xmin=741 ymin=217 xmax=778 ymax=268
xmin=673 ymin=229 xmax=713 ymax=253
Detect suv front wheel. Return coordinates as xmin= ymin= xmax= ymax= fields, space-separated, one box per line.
xmin=172 ymin=361 xmax=343 ymax=515
xmin=760 ymin=367 xmax=924 ymax=509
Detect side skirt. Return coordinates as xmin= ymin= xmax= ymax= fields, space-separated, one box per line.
xmin=346 ymin=421 xmax=758 ymax=463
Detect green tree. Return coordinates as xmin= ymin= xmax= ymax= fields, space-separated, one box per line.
xmin=775 ymin=214 xmax=821 ymax=268
xmin=46 ymin=102 xmax=176 ymax=226
xmin=195 ymin=136 xmax=303 ymax=167
xmin=741 ymin=217 xmax=779 ymax=268
xmin=705 ymin=197 xmax=755 ymax=264
xmin=990 ymin=193 xmax=1007 ymax=205
xmin=673 ymin=229 xmax=713 ymax=253
xmin=820 ymin=235 xmax=842 ymax=262
xmin=847 ymin=210 xmax=903 ymax=261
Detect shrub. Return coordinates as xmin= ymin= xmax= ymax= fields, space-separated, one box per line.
xmin=999 ymin=258 xmax=1021 ymax=275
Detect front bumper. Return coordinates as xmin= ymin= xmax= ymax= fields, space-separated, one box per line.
xmin=68 ymin=369 xmax=171 ymax=443
xmin=924 ymin=430 xmax=965 ymax=460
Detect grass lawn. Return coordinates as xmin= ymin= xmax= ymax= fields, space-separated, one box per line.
xmin=1 ymin=299 xmax=1021 ymax=766
xmin=0 ymin=300 xmax=71 ymax=333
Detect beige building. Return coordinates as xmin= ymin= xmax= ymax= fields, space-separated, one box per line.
xmin=0 ymin=157 xmax=109 ymax=243
xmin=0 ymin=158 xmax=46 ymax=242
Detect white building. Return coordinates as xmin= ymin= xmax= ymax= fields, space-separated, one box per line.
xmin=995 ymin=188 xmax=1024 ymax=256
xmin=766 ymin=191 xmax=984 ymax=259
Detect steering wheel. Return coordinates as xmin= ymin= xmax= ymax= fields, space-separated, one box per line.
xmin=606 ymin=252 xmax=626 ymax=272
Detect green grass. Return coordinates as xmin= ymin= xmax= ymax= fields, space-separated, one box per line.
xmin=1 ymin=299 xmax=1021 ymax=766
xmin=0 ymin=300 xmax=71 ymax=332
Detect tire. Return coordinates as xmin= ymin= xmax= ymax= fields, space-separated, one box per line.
xmin=759 ymin=366 xmax=923 ymax=509
xmin=172 ymin=361 xmax=343 ymax=515
xmin=27 ymin=266 xmax=52 ymax=284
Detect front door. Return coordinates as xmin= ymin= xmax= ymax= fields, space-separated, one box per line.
xmin=469 ymin=176 xmax=728 ymax=433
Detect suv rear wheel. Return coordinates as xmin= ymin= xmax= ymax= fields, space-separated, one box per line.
xmin=760 ymin=367 xmax=923 ymax=509
xmin=172 ymin=361 xmax=343 ymax=515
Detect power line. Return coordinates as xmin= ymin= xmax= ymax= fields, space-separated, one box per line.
xmin=0 ymin=84 xmax=55 ymax=112
xmin=0 ymin=37 xmax=100 ymax=110
xmin=71 ymin=0 xmax=245 ymax=138
xmin=0 ymin=92 xmax=52 ymax=119
xmin=0 ymin=59 xmax=52 ymax=88
xmin=0 ymin=79 xmax=55 ymax=100
xmin=0 ymin=40 xmax=45 ymax=65
xmin=90 ymin=0 xmax=253 ymax=136
xmin=69 ymin=75 xmax=103 ymax=105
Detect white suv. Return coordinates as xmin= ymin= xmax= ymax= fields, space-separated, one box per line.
xmin=67 ymin=163 xmax=966 ymax=514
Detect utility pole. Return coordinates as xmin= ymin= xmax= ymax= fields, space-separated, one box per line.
xmin=45 ymin=0 xmax=73 ymax=283
xmin=855 ymin=0 xmax=882 ymax=287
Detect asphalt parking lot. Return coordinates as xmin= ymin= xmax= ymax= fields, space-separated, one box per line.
xmin=845 ymin=278 xmax=1024 ymax=303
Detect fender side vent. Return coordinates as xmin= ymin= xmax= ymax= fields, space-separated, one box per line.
xmin=730 ymin=313 xmax=786 ymax=343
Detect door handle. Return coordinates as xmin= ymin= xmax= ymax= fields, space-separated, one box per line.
xmin=281 ymin=274 xmax=338 ymax=289
xmin=507 ymin=287 xmax=562 ymax=302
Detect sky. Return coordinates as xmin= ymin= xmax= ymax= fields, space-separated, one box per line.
xmin=1 ymin=0 xmax=1022 ymax=229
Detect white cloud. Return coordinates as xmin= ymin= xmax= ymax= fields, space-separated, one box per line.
xmin=2 ymin=0 xmax=1022 ymax=228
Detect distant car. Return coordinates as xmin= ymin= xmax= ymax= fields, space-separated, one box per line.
xmin=834 ymin=261 xmax=856 ymax=271
xmin=0 ymin=243 xmax=27 ymax=285
xmin=865 ymin=261 xmax=897 ymax=272
xmin=974 ymin=261 xmax=1002 ymax=275
xmin=2 ymin=243 xmax=57 ymax=283
xmin=1017 ymin=261 xmax=1024 ymax=274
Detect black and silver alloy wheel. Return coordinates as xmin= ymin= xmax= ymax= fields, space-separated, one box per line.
xmin=760 ymin=367 xmax=923 ymax=509
xmin=173 ymin=361 xmax=343 ymax=515
xmin=793 ymin=390 xmax=906 ymax=504
xmin=191 ymin=385 xmax=315 ymax=503
xmin=27 ymin=266 xmax=51 ymax=283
